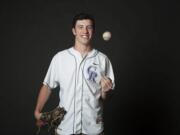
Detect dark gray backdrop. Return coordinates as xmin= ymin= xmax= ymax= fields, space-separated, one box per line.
xmin=0 ymin=0 xmax=179 ymax=135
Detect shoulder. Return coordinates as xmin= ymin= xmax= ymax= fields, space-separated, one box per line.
xmin=53 ymin=48 xmax=70 ymax=60
xmin=48 ymin=48 xmax=71 ymax=65
xmin=95 ymin=50 xmax=113 ymax=65
xmin=96 ymin=50 xmax=109 ymax=60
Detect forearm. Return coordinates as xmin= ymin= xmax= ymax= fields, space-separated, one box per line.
xmin=34 ymin=85 xmax=51 ymax=119
xmin=101 ymin=91 xmax=107 ymax=100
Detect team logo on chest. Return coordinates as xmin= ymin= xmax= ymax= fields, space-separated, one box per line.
xmin=87 ymin=66 xmax=98 ymax=83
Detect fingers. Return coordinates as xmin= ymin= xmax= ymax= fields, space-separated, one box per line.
xmin=34 ymin=111 xmax=42 ymax=120
xmin=102 ymin=77 xmax=112 ymax=89
xmin=36 ymin=119 xmax=46 ymax=127
xmin=35 ymin=112 xmax=46 ymax=127
xmin=101 ymin=76 xmax=113 ymax=92
xmin=36 ymin=113 xmax=48 ymax=127
xmin=102 ymin=76 xmax=113 ymax=88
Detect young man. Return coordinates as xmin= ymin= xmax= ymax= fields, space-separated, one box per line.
xmin=34 ymin=13 xmax=115 ymax=135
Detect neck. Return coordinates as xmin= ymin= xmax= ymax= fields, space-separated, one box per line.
xmin=74 ymin=43 xmax=92 ymax=56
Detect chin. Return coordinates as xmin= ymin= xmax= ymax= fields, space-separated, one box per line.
xmin=81 ymin=40 xmax=90 ymax=45
xmin=83 ymin=42 xmax=91 ymax=46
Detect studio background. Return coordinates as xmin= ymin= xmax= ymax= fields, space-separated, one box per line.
xmin=0 ymin=0 xmax=179 ymax=135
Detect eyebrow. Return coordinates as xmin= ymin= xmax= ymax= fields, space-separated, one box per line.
xmin=76 ymin=24 xmax=93 ymax=27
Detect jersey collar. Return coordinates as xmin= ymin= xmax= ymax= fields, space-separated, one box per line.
xmin=68 ymin=47 xmax=98 ymax=58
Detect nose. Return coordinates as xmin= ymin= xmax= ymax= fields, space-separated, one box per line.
xmin=82 ymin=27 xmax=88 ymax=34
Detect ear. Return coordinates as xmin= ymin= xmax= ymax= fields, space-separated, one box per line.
xmin=72 ymin=28 xmax=76 ymax=36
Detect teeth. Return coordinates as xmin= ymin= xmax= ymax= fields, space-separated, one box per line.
xmin=82 ymin=35 xmax=88 ymax=38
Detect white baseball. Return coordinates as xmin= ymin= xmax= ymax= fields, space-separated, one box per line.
xmin=102 ymin=31 xmax=111 ymax=41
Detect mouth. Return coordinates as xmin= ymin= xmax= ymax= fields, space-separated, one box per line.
xmin=81 ymin=35 xmax=89 ymax=39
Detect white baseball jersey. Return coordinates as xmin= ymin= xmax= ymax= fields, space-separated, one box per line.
xmin=43 ymin=47 xmax=115 ymax=135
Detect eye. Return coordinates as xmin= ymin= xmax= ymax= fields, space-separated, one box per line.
xmin=87 ymin=25 xmax=93 ymax=30
xmin=78 ymin=25 xmax=84 ymax=29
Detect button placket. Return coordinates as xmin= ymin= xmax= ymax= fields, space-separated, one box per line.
xmin=74 ymin=56 xmax=86 ymax=133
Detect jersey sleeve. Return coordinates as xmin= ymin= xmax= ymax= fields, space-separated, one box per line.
xmin=43 ymin=55 xmax=59 ymax=89
xmin=105 ymin=57 xmax=115 ymax=89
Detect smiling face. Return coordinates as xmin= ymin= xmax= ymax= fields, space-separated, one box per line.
xmin=72 ymin=19 xmax=94 ymax=46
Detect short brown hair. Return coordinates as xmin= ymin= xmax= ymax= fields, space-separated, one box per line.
xmin=72 ymin=12 xmax=95 ymax=30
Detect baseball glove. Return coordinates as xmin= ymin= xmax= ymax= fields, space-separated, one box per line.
xmin=36 ymin=106 xmax=66 ymax=134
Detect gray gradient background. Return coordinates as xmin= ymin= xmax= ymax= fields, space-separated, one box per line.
xmin=0 ymin=0 xmax=179 ymax=135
